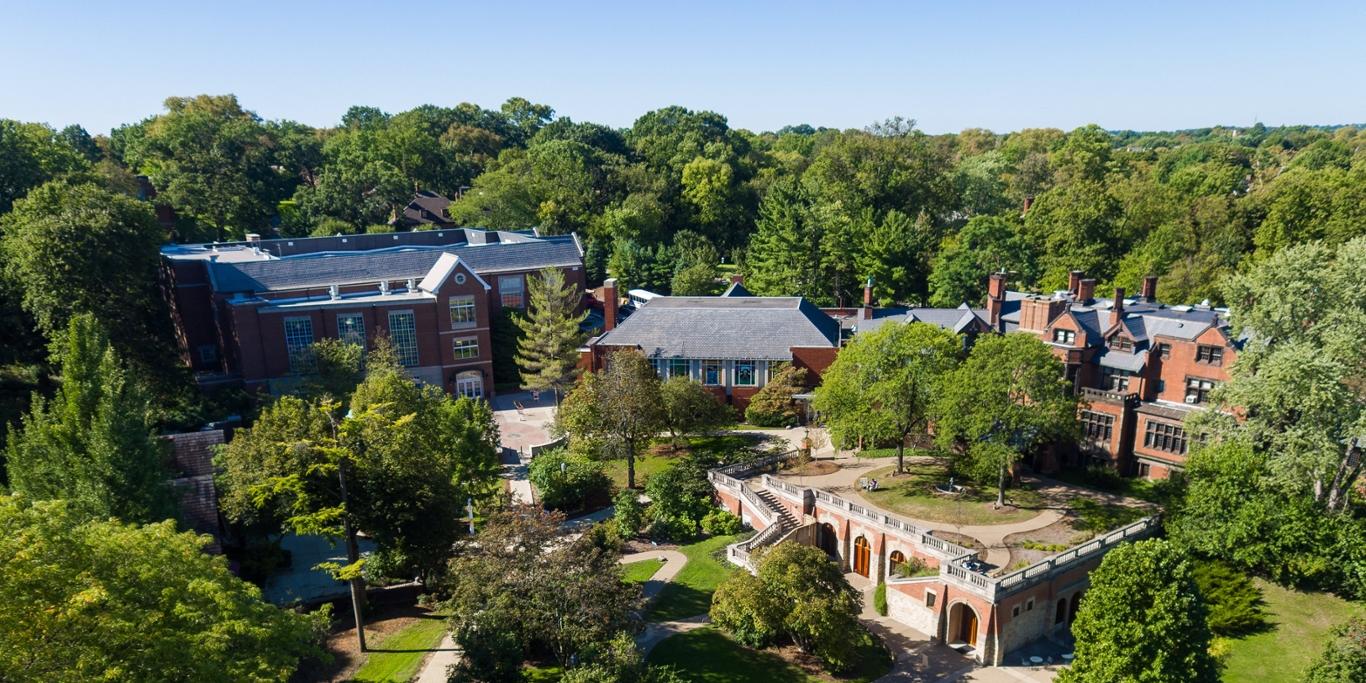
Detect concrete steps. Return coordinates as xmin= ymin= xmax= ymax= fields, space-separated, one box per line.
xmin=754 ymin=487 xmax=800 ymax=528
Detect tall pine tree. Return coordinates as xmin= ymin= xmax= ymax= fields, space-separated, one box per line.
xmin=515 ymin=268 xmax=588 ymax=404
xmin=5 ymin=314 xmax=175 ymax=523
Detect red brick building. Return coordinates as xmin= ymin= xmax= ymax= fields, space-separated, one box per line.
xmin=161 ymin=228 xmax=585 ymax=398
xmin=580 ymin=279 xmax=841 ymax=414
xmin=987 ymin=271 xmax=1242 ymax=479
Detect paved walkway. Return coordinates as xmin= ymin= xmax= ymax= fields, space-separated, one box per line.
xmin=620 ymin=549 xmax=688 ymax=602
xmin=491 ymin=391 xmax=558 ymax=505
xmin=414 ymin=634 xmax=460 ymax=683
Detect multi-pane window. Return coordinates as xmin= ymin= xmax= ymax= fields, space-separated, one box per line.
xmin=734 ymin=361 xmax=756 ymax=387
xmin=1107 ymin=336 xmax=1133 ymax=352
xmin=1101 ymin=367 xmax=1132 ymax=392
xmin=387 ymin=311 xmax=419 ymax=367
xmin=650 ymin=358 xmax=666 ymax=378
xmin=1052 ymin=329 xmax=1075 ymax=344
xmin=455 ymin=371 xmax=483 ymax=399
xmin=337 ymin=313 xmax=366 ymax=347
xmin=668 ymin=358 xmax=689 ymax=379
xmin=1080 ymin=410 xmax=1114 ymax=443
xmin=1156 ymin=343 xmax=1171 ymax=359
xmin=449 ymin=296 xmax=476 ymax=328
xmin=1137 ymin=462 xmax=1152 ymax=478
xmin=284 ymin=317 xmax=315 ymax=373
xmin=1144 ymin=421 xmax=1188 ymax=454
xmin=197 ymin=345 xmax=218 ymax=364
xmin=1196 ymin=345 xmax=1224 ymax=366
xmin=703 ymin=360 xmax=722 ymax=386
xmin=1185 ymin=377 xmax=1216 ymax=404
xmin=452 ymin=337 xmax=479 ymax=360
xmin=498 ymin=275 xmax=524 ymax=309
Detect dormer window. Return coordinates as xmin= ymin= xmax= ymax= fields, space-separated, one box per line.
xmin=1108 ymin=336 xmax=1133 ymax=352
xmin=1052 ymin=329 xmax=1075 ymax=345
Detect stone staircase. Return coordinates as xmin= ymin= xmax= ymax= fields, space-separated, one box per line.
xmin=754 ymin=487 xmax=800 ymax=528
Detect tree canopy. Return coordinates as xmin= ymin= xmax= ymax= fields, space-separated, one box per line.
xmin=556 ymin=350 xmax=664 ymax=489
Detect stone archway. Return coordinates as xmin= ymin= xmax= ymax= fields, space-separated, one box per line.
xmin=889 ymin=550 xmax=906 ymax=577
xmin=948 ymin=601 xmax=980 ymax=648
xmin=818 ymin=523 xmax=839 ymax=558
xmin=852 ymin=536 xmax=871 ymax=577
xmin=1068 ymin=591 xmax=1084 ymax=624
xmin=1055 ymin=597 xmax=1068 ymax=626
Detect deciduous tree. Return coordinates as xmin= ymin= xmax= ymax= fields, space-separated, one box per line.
xmin=556 ymin=350 xmax=664 ymax=489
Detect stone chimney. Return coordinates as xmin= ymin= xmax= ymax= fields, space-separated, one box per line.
xmin=1141 ymin=275 xmax=1158 ymax=302
xmin=603 ymin=278 xmax=619 ymax=332
xmin=1077 ymin=278 xmax=1097 ymax=304
xmin=862 ymin=277 xmax=874 ymax=320
xmin=986 ymin=272 xmax=1008 ymax=328
xmin=1110 ymin=288 xmax=1125 ymax=328
xmin=1067 ymin=270 xmax=1084 ymax=297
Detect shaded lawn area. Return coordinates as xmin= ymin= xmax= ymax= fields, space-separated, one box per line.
xmin=601 ymin=452 xmax=677 ymax=490
xmin=623 ymin=557 xmax=665 ymax=583
xmin=350 ymin=613 xmax=448 ymax=682
xmin=523 ymin=665 xmax=564 ymax=682
xmin=1221 ymin=578 xmax=1364 ymax=683
xmin=650 ymin=627 xmax=890 ymax=683
xmin=649 ymin=533 xmax=748 ymax=622
xmin=862 ymin=463 xmax=1043 ymax=526
xmin=604 ymin=433 xmax=768 ymax=490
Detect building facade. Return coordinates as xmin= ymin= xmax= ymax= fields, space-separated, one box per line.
xmin=161 ymin=228 xmax=585 ymax=398
xmin=987 ymin=272 xmax=1241 ymax=479
xmin=581 ymin=279 xmax=841 ymax=414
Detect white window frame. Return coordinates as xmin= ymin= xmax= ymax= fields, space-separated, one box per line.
xmin=387 ymin=310 xmax=419 ymax=367
xmin=455 ymin=370 xmax=483 ymax=399
xmin=452 ymin=336 xmax=479 ymax=360
xmin=668 ymin=358 xmax=690 ymax=380
xmin=283 ymin=317 xmax=315 ymax=373
xmin=498 ymin=275 xmax=525 ymax=309
xmin=449 ymin=295 xmax=477 ymax=329
xmin=337 ymin=313 xmax=366 ymax=347
xmin=702 ymin=360 xmax=723 ymax=386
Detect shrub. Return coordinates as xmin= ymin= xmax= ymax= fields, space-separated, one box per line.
xmin=1304 ymin=617 xmax=1366 ymax=683
xmin=744 ymin=363 xmax=808 ymax=427
xmin=528 ymin=449 xmax=611 ymax=512
xmin=709 ymin=571 xmax=782 ymax=648
xmin=648 ymin=513 xmax=698 ymax=542
xmin=700 ymin=509 xmax=742 ymax=536
xmin=893 ymin=556 xmax=937 ymax=578
xmin=612 ymin=490 xmax=644 ymax=539
xmin=1190 ymin=560 xmax=1267 ymax=636
xmin=646 ymin=460 xmax=714 ymax=535
xmin=873 ymin=583 xmax=888 ymax=616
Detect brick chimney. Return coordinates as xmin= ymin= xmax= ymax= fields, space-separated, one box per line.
xmin=1110 ymin=288 xmax=1125 ymax=328
xmin=603 ymin=278 xmax=619 ymax=332
xmin=1141 ymin=275 xmax=1158 ymax=302
xmin=1067 ymin=270 xmax=1084 ymax=297
xmin=862 ymin=277 xmax=874 ymax=320
xmin=1022 ymin=195 xmax=1034 ymax=214
xmin=1077 ymin=278 xmax=1096 ymax=304
xmin=986 ymin=272 xmax=1008 ymax=328
xmin=730 ymin=274 xmax=744 ymax=285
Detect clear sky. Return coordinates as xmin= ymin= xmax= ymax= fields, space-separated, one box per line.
xmin=3 ymin=1 xmax=1363 ymax=135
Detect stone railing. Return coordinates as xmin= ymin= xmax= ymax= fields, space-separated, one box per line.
xmin=713 ymin=449 xmax=800 ymax=480
xmin=760 ymin=474 xmax=806 ymax=501
xmin=727 ymin=519 xmax=790 ymax=568
xmin=943 ymin=516 xmax=1161 ymax=599
xmin=812 ymin=489 xmax=976 ymax=560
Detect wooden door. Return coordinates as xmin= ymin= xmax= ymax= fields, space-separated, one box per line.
xmin=960 ymin=608 xmax=979 ymax=647
xmin=853 ymin=536 xmax=871 ymax=577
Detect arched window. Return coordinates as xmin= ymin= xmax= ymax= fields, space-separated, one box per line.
xmin=455 ymin=370 xmax=484 ymax=399
xmin=889 ymin=550 xmax=906 ymax=576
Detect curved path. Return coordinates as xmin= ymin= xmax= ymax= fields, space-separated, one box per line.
xmin=619 ymin=549 xmax=712 ymax=654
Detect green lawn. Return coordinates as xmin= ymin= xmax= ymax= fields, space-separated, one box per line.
xmin=601 ymin=452 xmax=678 ymax=490
xmin=650 ymin=627 xmax=891 ymax=683
xmin=649 ymin=533 xmax=747 ymax=622
xmin=862 ymin=463 xmax=1043 ymax=526
xmin=523 ymin=665 xmax=564 ymax=682
xmin=350 ymin=614 xmax=448 ymax=682
xmin=623 ymin=557 xmax=666 ymax=583
xmin=1221 ymin=578 xmax=1364 ymax=683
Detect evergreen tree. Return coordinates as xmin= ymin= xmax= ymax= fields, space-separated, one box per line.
xmin=747 ymin=178 xmax=825 ymax=300
xmin=514 ymin=267 xmax=588 ymax=404
xmin=5 ymin=315 xmax=175 ymax=524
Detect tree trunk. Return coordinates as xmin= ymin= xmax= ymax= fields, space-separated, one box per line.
xmin=626 ymin=440 xmax=636 ymax=490
xmin=337 ymin=462 xmax=366 ymax=652
xmin=896 ymin=440 xmax=906 ymax=475
xmin=996 ymin=462 xmax=1007 ymax=509
xmin=1325 ymin=443 xmax=1363 ymax=513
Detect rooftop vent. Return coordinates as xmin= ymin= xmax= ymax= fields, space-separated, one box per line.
xmin=379 ymin=280 xmax=390 ymax=295
xmin=405 ymin=278 xmax=416 ymax=291
xmin=329 ymin=284 xmax=340 ymax=300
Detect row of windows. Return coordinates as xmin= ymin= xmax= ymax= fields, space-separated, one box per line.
xmin=283 ymin=312 xmax=487 ymax=372
xmin=1144 ymin=420 xmax=1188 ymax=454
xmin=651 ymin=358 xmax=760 ymax=386
xmin=1080 ymin=410 xmax=1114 ymax=442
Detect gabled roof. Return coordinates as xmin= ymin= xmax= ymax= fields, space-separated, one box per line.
xmin=208 ymin=236 xmax=582 ymax=293
xmin=721 ymin=281 xmax=754 ymax=297
xmin=418 ymin=253 xmax=491 ymax=293
xmin=593 ymin=295 xmax=839 ymax=361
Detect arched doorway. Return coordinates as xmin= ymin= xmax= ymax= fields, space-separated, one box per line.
xmin=818 ymin=523 xmax=839 ymax=558
xmin=948 ymin=602 xmax=980 ymax=648
xmin=1055 ymin=598 xmax=1068 ymax=626
xmin=1068 ymin=592 xmax=1084 ymax=624
xmin=852 ymin=536 xmax=871 ymax=577
xmin=888 ymin=550 xmax=906 ymax=577
xmin=454 ymin=370 xmax=484 ymax=399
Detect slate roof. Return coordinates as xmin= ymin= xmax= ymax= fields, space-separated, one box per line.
xmin=393 ymin=190 xmax=454 ymax=227
xmin=208 ymin=236 xmax=582 ymax=293
xmin=853 ymin=303 xmax=991 ymax=335
xmin=593 ymin=296 xmax=840 ymax=360
xmin=1097 ymin=350 xmax=1148 ymax=372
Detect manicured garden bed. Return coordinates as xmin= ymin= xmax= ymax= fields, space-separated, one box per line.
xmin=861 ymin=463 xmax=1042 ymax=526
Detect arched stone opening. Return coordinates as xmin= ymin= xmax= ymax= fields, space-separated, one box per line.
xmin=1055 ymin=597 xmax=1068 ymax=625
xmin=889 ymin=550 xmax=906 ymax=577
xmin=947 ymin=601 xmax=980 ymax=648
xmin=818 ymin=522 xmax=839 ymax=558
xmin=1068 ymin=591 xmax=1084 ymax=624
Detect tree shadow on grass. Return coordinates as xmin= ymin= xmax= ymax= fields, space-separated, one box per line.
xmin=649 ymin=583 xmax=713 ymax=623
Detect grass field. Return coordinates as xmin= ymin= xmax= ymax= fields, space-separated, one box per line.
xmin=601 ymin=452 xmax=678 ymax=490
xmin=623 ymin=557 xmax=666 ymax=583
xmin=350 ymin=614 xmax=448 ymax=682
xmin=650 ymin=627 xmax=891 ymax=682
xmin=862 ymin=463 xmax=1043 ymax=526
xmin=1221 ymin=578 xmax=1364 ymax=683
xmin=649 ymin=533 xmax=747 ymax=622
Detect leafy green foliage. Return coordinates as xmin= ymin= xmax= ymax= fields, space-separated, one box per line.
xmin=744 ymin=363 xmax=807 ymax=428
xmin=1190 ymin=561 xmax=1268 ymax=636
xmin=700 ymin=508 xmax=743 ymax=536
xmin=559 ymin=631 xmax=686 ymax=683
xmin=660 ymin=375 xmax=733 ymax=442
xmin=873 ymin=583 xmax=888 ymax=616
xmin=5 ymin=315 xmax=175 ymax=523
xmin=612 ymin=488 xmax=645 ymax=538
xmin=0 ymin=495 xmax=328 ymax=682
xmin=1303 ymin=617 xmax=1366 ymax=683
xmin=556 ymin=349 xmax=664 ymax=489
xmin=1058 ymin=539 xmax=1219 ymax=683
xmin=528 ymin=448 xmax=611 ymax=513
xmin=645 ymin=459 xmax=715 ymax=540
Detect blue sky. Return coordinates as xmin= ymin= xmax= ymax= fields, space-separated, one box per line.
xmin=3 ymin=1 xmax=1363 ymax=135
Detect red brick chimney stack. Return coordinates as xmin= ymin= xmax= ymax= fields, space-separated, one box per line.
xmin=730 ymin=274 xmax=744 ymax=285
xmin=862 ymin=277 xmax=874 ymax=320
xmin=1068 ymin=270 xmax=1084 ymax=297
xmin=1077 ymin=278 xmax=1096 ymax=304
xmin=1141 ymin=275 xmax=1158 ymax=302
xmin=986 ymin=272 xmax=1008 ymax=328
xmin=603 ymin=278 xmax=618 ymax=332
xmin=1110 ymin=288 xmax=1125 ymax=328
